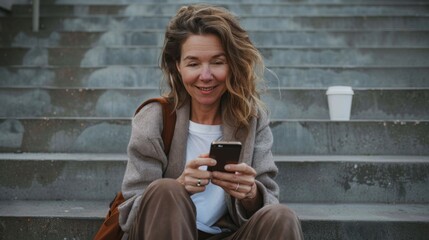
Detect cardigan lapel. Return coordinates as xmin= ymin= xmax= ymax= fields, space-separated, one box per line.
xmin=164 ymin=101 xmax=190 ymax=178
xmin=163 ymin=100 xmax=250 ymax=176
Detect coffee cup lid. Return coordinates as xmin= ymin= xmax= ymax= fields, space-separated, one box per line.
xmin=326 ymin=86 xmax=354 ymax=95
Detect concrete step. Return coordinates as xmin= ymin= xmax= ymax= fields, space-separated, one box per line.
xmin=0 ymin=200 xmax=104 ymax=240
xmin=0 ymin=88 xmax=159 ymax=118
xmin=0 ymin=119 xmax=427 ymax=155
xmin=1 ymin=88 xmax=428 ymax=120
xmin=2 ymin=47 xmax=429 ymax=67
xmin=0 ymin=200 xmax=427 ymax=240
xmin=269 ymin=120 xmax=429 ymax=155
xmin=0 ymin=153 xmax=126 ymax=201
xmin=1 ymin=153 xmax=427 ymax=203
xmin=10 ymin=3 xmax=429 ymax=17
xmin=2 ymin=66 xmax=429 ymax=88
xmin=13 ymin=0 xmax=429 ymax=4
xmin=1 ymin=16 xmax=428 ymax=32
xmin=292 ymin=203 xmax=429 ymax=240
xmin=3 ymin=30 xmax=429 ymax=48
xmin=275 ymin=155 xmax=429 ymax=203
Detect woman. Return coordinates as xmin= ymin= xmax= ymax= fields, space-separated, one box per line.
xmin=119 ymin=4 xmax=304 ymax=240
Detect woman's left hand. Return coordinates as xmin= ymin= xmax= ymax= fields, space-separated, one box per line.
xmin=211 ymin=163 xmax=258 ymax=200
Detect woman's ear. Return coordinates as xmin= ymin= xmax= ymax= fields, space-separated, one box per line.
xmin=176 ymin=61 xmax=181 ymax=74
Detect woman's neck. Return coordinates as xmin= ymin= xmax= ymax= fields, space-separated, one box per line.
xmin=190 ymin=103 xmax=222 ymax=125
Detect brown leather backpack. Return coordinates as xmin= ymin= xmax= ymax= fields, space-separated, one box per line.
xmin=93 ymin=97 xmax=176 ymax=240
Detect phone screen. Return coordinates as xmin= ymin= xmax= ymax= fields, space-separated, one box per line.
xmin=207 ymin=141 xmax=242 ymax=172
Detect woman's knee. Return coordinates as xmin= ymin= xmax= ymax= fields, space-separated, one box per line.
xmin=257 ymin=204 xmax=301 ymax=226
xmin=147 ymin=178 xmax=180 ymax=189
xmin=245 ymin=204 xmax=303 ymax=239
xmin=145 ymin=178 xmax=187 ymax=197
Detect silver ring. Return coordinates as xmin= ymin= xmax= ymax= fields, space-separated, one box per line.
xmin=197 ymin=178 xmax=201 ymax=187
xmin=235 ymin=183 xmax=240 ymax=191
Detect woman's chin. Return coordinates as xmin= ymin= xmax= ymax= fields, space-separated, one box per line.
xmin=192 ymin=98 xmax=221 ymax=109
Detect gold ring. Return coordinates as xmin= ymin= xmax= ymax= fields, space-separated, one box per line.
xmin=197 ymin=178 xmax=201 ymax=187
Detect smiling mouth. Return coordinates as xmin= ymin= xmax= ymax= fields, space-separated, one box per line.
xmin=196 ymin=86 xmax=216 ymax=91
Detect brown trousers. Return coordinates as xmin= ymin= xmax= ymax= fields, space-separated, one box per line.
xmin=129 ymin=179 xmax=304 ymax=240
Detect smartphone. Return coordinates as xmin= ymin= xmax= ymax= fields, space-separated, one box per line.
xmin=207 ymin=141 xmax=242 ymax=172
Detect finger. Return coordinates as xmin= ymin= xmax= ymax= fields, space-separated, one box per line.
xmin=183 ymin=176 xmax=210 ymax=194
xmin=187 ymin=158 xmax=216 ymax=169
xmin=211 ymin=178 xmax=252 ymax=193
xmin=225 ymin=188 xmax=246 ymax=199
xmin=183 ymin=168 xmax=212 ymax=180
xmin=184 ymin=175 xmax=210 ymax=187
xmin=211 ymin=179 xmax=249 ymax=199
xmin=235 ymin=182 xmax=252 ymax=193
xmin=229 ymin=191 xmax=247 ymax=200
xmin=225 ymin=163 xmax=256 ymax=176
xmin=193 ymin=177 xmax=211 ymax=187
xmin=180 ymin=164 xmax=213 ymax=194
xmin=189 ymin=165 xmax=214 ymax=179
xmin=184 ymin=185 xmax=206 ymax=194
xmin=212 ymin=171 xmax=255 ymax=186
xmin=230 ymin=181 xmax=253 ymax=194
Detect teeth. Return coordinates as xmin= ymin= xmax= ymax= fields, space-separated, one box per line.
xmin=199 ymin=87 xmax=214 ymax=91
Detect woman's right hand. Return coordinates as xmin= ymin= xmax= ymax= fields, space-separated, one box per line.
xmin=176 ymin=154 xmax=216 ymax=194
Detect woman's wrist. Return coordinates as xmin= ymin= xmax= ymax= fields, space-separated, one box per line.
xmin=242 ymin=183 xmax=257 ymax=200
xmin=239 ymin=183 xmax=262 ymax=216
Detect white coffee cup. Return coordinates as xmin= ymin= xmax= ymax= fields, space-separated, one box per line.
xmin=326 ymin=86 xmax=354 ymax=120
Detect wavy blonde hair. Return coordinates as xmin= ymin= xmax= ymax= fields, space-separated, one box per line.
xmin=160 ymin=4 xmax=266 ymax=129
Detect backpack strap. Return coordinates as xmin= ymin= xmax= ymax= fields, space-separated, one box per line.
xmin=134 ymin=97 xmax=176 ymax=155
xmin=94 ymin=98 xmax=176 ymax=240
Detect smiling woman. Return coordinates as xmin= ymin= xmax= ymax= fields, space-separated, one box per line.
xmin=118 ymin=4 xmax=304 ymax=240
xmin=161 ymin=5 xmax=266 ymax=130
xmin=176 ymin=34 xmax=228 ymax=124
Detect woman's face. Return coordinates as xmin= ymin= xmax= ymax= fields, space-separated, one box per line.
xmin=176 ymin=34 xmax=229 ymax=111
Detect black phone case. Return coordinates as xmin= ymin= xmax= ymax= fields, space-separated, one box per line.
xmin=208 ymin=142 xmax=241 ymax=172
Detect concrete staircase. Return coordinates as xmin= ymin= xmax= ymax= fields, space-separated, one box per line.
xmin=1 ymin=0 xmax=428 ymax=239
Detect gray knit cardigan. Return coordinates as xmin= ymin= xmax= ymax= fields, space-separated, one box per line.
xmin=118 ymin=99 xmax=279 ymax=233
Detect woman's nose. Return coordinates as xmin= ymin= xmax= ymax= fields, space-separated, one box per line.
xmin=199 ymin=65 xmax=213 ymax=81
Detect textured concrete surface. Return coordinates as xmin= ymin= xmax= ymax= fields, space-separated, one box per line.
xmin=3 ymin=47 xmax=429 ymax=66
xmin=2 ymin=16 xmax=429 ymax=31
xmin=0 ymin=120 xmax=428 ymax=154
xmin=2 ymin=66 xmax=429 ymax=88
xmin=10 ymin=3 xmax=429 ymax=17
xmin=18 ymin=0 xmax=429 ymax=3
xmin=270 ymin=121 xmax=429 ymax=155
xmin=0 ymin=155 xmax=126 ymax=200
xmin=276 ymin=156 xmax=429 ymax=203
xmin=3 ymin=31 xmax=429 ymax=48
xmin=0 ymin=201 xmax=428 ymax=240
xmin=1 ymin=154 xmax=428 ymax=203
xmin=1 ymin=88 xmax=428 ymax=119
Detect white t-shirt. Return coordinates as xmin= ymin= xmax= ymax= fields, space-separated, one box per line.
xmin=186 ymin=121 xmax=227 ymax=234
